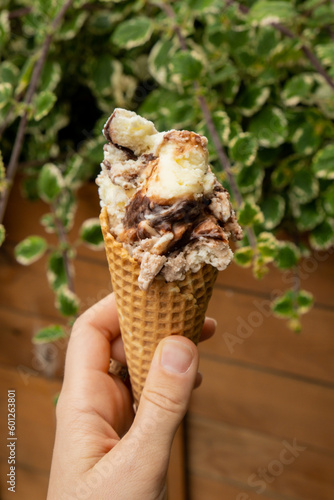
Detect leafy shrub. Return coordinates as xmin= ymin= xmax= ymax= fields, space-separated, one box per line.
xmin=1 ymin=0 xmax=334 ymax=339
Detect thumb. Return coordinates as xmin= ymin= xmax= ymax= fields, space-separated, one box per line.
xmin=122 ymin=336 xmax=198 ymax=480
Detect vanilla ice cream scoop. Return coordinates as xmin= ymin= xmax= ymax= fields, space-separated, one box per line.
xmin=97 ymin=108 xmax=242 ymax=290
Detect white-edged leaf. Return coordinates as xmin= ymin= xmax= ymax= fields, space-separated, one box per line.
xmin=282 ymin=74 xmax=314 ymax=107
xmin=57 ymin=11 xmax=88 ymax=41
xmin=0 ymin=11 xmax=10 ymax=49
xmin=290 ymin=169 xmax=319 ymax=203
xmin=80 ymin=218 xmax=104 ymax=249
xmin=237 ymin=86 xmax=270 ymax=117
xmin=238 ymin=200 xmax=264 ymax=226
xmin=15 ymin=236 xmax=47 ymax=265
xmin=47 ymin=251 xmax=68 ymax=291
xmin=323 ymin=184 xmax=334 ymax=216
xmin=260 ymin=195 xmax=285 ymax=230
xmin=55 ymin=285 xmax=80 ymax=317
xmin=316 ymin=43 xmax=334 ymax=67
xmin=249 ymin=106 xmax=288 ymax=148
xmin=0 ymin=82 xmax=12 ymax=109
xmin=169 ymin=50 xmax=203 ymax=85
xmin=249 ymin=1 xmax=296 ymax=26
xmin=33 ymin=90 xmax=57 ymax=121
xmin=234 ymin=246 xmax=253 ymax=267
xmin=309 ymin=219 xmax=334 ymax=250
xmin=229 ymin=132 xmax=258 ymax=166
xmin=38 ymin=163 xmax=64 ymax=202
xmin=111 ymin=17 xmax=153 ymax=49
xmin=275 ymin=241 xmax=300 ymax=270
xmin=33 ymin=324 xmax=67 ymax=344
xmin=237 ymin=163 xmax=264 ymax=193
xmin=148 ymin=38 xmax=177 ymax=85
xmin=312 ymin=144 xmax=334 ymax=180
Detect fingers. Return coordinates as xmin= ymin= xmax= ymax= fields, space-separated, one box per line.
xmin=199 ymin=317 xmax=217 ymax=342
xmin=122 ymin=336 xmax=198 ymax=470
xmin=63 ymin=293 xmax=121 ymax=382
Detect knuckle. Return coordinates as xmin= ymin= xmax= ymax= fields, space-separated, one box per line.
xmin=142 ymin=386 xmax=186 ymax=416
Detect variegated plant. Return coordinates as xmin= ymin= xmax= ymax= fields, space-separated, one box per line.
xmin=1 ymin=0 xmax=334 ymax=339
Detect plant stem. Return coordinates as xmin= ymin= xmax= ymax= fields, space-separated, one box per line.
xmin=234 ymin=1 xmax=334 ymax=90
xmin=159 ymin=1 xmax=257 ymax=248
xmin=0 ymin=0 xmax=74 ymax=225
xmin=52 ymin=203 xmax=75 ymax=294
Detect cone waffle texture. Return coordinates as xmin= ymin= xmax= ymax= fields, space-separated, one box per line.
xmin=100 ymin=206 xmax=218 ymax=407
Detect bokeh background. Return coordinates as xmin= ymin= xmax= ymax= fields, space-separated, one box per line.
xmin=1 ymin=1 xmax=334 ymax=499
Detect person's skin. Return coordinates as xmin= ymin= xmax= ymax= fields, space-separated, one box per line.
xmin=47 ymin=293 xmax=216 ymax=500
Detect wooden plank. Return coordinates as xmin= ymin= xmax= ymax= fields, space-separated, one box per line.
xmin=167 ymin=423 xmax=186 ymax=500
xmin=189 ymin=473 xmax=278 ymax=500
xmin=188 ymin=415 xmax=334 ymax=500
xmin=203 ymin=288 xmax=334 ymax=385
xmin=4 ymin=178 xmax=334 ymax=309
xmin=0 ymin=462 xmax=49 ymax=500
xmin=0 ymin=243 xmax=112 ymax=320
xmin=0 ymin=366 xmax=61 ymax=473
xmin=0 ymin=305 xmax=67 ymax=378
xmin=190 ymin=358 xmax=334 ymax=453
xmin=217 ymin=251 xmax=334 ymax=310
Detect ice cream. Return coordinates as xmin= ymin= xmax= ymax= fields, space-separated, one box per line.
xmin=97 ymin=108 xmax=242 ymax=290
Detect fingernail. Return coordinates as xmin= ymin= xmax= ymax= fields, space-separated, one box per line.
xmin=160 ymin=339 xmax=193 ymax=374
xmin=206 ymin=317 xmax=217 ymax=328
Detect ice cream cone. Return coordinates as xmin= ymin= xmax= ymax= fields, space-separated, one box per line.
xmin=100 ymin=206 xmax=218 ymax=408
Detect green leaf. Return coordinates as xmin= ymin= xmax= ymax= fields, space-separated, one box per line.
xmin=316 ymin=44 xmax=334 ymax=67
xmin=323 ymin=184 xmax=334 ymax=216
xmin=249 ymin=107 xmax=288 ymax=148
xmin=282 ymin=74 xmax=314 ymax=107
xmin=38 ymin=163 xmax=64 ymax=202
xmin=55 ymin=286 xmax=80 ymax=317
xmin=57 ymin=12 xmax=88 ymax=41
xmin=15 ymin=54 xmax=39 ymax=96
xmin=312 ymin=144 xmax=334 ymax=180
xmin=0 ymin=82 xmax=12 ymax=109
xmin=309 ymin=219 xmax=334 ymax=250
xmin=275 ymin=242 xmax=300 ymax=270
xmin=257 ymin=232 xmax=279 ymax=262
xmin=234 ymin=246 xmax=253 ymax=267
xmin=272 ymin=290 xmax=295 ymax=318
xmin=0 ymin=224 xmax=5 ymax=247
xmin=260 ymin=195 xmax=285 ymax=230
xmin=170 ymin=51 xmax=203 ymax=85
xmin=80 ymin=218 xmax=104 ymax=249
xmin=112 ymin=17 xmax=153 ymax=49
xmin=237 ymin=86 xmax=270 ymax=117
xmin=229 ymin=133 xmax=258 ymax=166
xmin=47 ymin=252 xmax=68 ymax=291
xmin=256 ymin=26 xmax=280 ymax=57
xmin=148 ymin=38 xmax=177 ymax=85
xmin=0 ymin=61 xmax=19 ymax=86
xmin=290 ymin=169 xmax=319 ymax=203
xmin=0 ymin=11 xmax=10 ymax=50
xmin=237 ymin=163 xmax=264 ymax=193
xmin=40 ymin=213 xmax=56 ymax=234
xmin=249 ymin=1 xmax=296 ymax=26
xmin=238 ymin=200 xmax=264 ymax=226
xmin=33 ymin=325 xmax=67 ymax=344
xmin=15 ymin=236 xmax=47 ymax=265
xmin=33 ymin=91 xmax=57 ymax=121
xmin=40 ymin=61 xmax=61 ymax=93
xmin=294 ymin=200 xmax=325 ymax=231
xmin=55 ymin=190 xmax=77 ymax=231
xmin=291 ymin=122 xmax=321 ymax=156
xmin=296 ymin=290 xmax=314 ymax=314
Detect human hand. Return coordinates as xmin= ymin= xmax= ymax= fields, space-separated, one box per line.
xmin=47 ymin=293 xmax=216 ymax=500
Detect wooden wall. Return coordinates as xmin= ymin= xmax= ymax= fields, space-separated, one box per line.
xmin=0 ymin=179 xmax=333 ymax=500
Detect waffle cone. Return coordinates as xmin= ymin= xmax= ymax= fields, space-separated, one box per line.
xmin=100 ymin=207 xmax=218 ymax=407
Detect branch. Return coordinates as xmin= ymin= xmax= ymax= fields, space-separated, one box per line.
xmin=233 ymin=0 xmax=334 ymax=90
xmin=271 ymin=22 xmax=334 ymax=90
xmin=0 ymin=0 xmax=74 ymax=225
